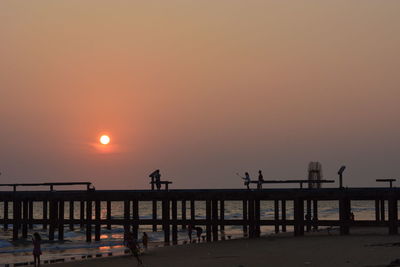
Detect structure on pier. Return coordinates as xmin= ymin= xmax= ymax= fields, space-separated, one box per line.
xmin=308 ymin=162 xmax=323 ymax=189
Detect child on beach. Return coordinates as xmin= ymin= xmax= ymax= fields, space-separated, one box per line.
xmin=32 ymin=232 xmax=42 ymax=267
xmin=125 ymin=232 xmax=143 ymax=266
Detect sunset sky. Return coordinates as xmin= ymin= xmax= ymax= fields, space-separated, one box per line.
xmin=0 ymin=1 xmax=399 ymax=189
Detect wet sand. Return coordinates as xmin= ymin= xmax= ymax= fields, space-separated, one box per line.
xmin=52 ymin=229 xmax=400 ymax=267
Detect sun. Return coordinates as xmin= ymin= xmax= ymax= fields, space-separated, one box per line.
xmin=100 ymin=135 xmax=110 ymax=145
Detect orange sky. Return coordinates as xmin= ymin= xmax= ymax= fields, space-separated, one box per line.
xmin=0 ymin=1 xmax=399 ymax=189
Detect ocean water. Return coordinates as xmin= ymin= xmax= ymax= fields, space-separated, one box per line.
xmin=0 ymin=200 xmax=381 ymax=265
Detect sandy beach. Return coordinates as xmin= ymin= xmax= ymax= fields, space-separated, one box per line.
xmin=52 ymin=228 xmax=400 ymax=267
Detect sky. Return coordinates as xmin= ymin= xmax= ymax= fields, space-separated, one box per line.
xmin=0 ymin=1 xmax=399 ymax=189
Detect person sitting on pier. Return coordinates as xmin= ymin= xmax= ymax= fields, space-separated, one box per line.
xmin=149 ymin=169 xmax=162 ymax=190
xmin=124 ymin=232 xmax=143 ymax=266
xmin=240 ymin=172 xmax=251 ymax=190
xmin=32 ymin=232 xmax=42 ymax=267
xmin=258 ymin=170 xmax=264 ymax=189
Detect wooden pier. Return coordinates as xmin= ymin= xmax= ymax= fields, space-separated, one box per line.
xmin=0 ymin=188 xmax=399 ymax=243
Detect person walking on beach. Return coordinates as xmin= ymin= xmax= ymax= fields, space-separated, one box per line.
xmin=195 ymin=226 xmax=203 ymax=242
xmin=32 ymin=232 xmax=42 ymax=267
xmin=240 ymin=172 xmax=251 ymax=190
xmin=188 ymin=224 xmax=193 ymax=242
xmin=124 ymin=232 xmax=143 ymax=266
xmin=142 ymin=232 xmax=148 ymax=251
xmin=258 ymin=170 xmax=264 ymax=189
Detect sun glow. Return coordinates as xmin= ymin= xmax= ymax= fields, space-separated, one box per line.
xmin=100 ymin=135 xmax=110 ymax=145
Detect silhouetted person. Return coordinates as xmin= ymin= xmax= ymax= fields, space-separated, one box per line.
xmin=350 ymin=212 xmax=355 ymax=221
xmin=142 ymin=232 xmax=148 ymax=251
xmin=188 ymin=224 xmax=193 ymax=242
xmin=124 ymin=232 xmax=143 ymax=266
xmin=149 ymin=169 xmax=161 ymax=190
xmin=258 ymin=170 xmax=264 ymax=189
xmin=32 ymin=232 xmax=42 ymax=267
xmin=240 ymin=172 xmax=251 ymax=190
xmin=195 ymin=226 xmax=203 ymax=242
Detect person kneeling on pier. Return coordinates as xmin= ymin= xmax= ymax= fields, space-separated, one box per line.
xmin=125 ymin=232 xmax=143 ymax=266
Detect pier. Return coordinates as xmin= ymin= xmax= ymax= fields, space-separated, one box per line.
xmin=0 ymin=187 xmax=399 ymax=243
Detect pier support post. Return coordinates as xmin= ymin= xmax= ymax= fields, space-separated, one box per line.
xmin=43 ymin=200 xmax=48 ymax=230
xmin=123 ymin=200 xmax=130 ymax=240
xmin=106 ymin=201 xmax=111 ymax=230
xmin=86 ymin=200 xmax=92 ymax=242
xmin=22 ymin=200 xmax=28 ymax=238
xmin=242 ymin=200 xmax=248 ymax=235
xmin=254 ymin=199 xmax=261 ymax=237
xmin=80 ymin=201 xmax=85 ymax=228
xmin=306 ymin=199 xmax=312 ymax=232
xmin=220 ymin=200 xmax=225 ymax=235
xmin=181 ymin=200 xmax=186 ymax=230
xmin=339 ymin=198 xmax=350 ymax=235
xmin=312 ymin=200 xmax=318 ymax=231
xmin=69 ymin=201 xmax=74 ymax=231
xmin=172 ymin=200 xmax=178 ymax=244
xmin=206 ymin=200 xmax=212 ymax=242
xmin=13 ymin=200 xmax=21 ymax=240
xmin=3 ymin=201 xmax=8 ymax=230
xmin=95 ymin=200 xmax=101 ymax=241
xmin=190 ymin=200 xmax=195 ymax=224
xmin=152 ymin=200 xmax=157 ymax=232
xmin=162 ymin=200 xmax=170 ymax=244
xmin=132 ymin=200 xmax=139 ymax=240
xmin=375 ymin=200 xmax=380 ymax=221
xmin=294 ymin=198 xmax=304 ymax=236
xmin=49 ymin=200 xmax=57 ymax=241
xmin=248 ymin=199 xmax=255 ymax=238
xmin=274 ymin=200 xmax=280 ymax=233
xmin=28 ymin=201 xmax=33 ymax=229
xmin=281 ymin=200 xmax=286 ymax=232
xmin=381 ymin=200 xmax=385 ymax=221
xmin=212 ymin=199 xmax=218 ymax=241
xmin=58 ymin=200 xmax=64 ymax=241
xmin=388 ymin=198 xmax=398 ymax=235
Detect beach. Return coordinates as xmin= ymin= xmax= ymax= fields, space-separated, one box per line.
xmin=53 ymin=228 xmax=400 ymax=267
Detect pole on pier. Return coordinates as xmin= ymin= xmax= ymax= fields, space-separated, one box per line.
xmin=152 ymin=200 xmax=157 ymax=232
xmin=306 ymin=199 xmax=312 ymax=232
xmin=22 ymin=200 xmax=28 ymax=238
xmin=86 ymin=200 xmax=92 ymax=242
xmin=123 ymin=200 xmax=130 ymax=240
xmin=339 ymin=198 xmax=350 ymax=235
xmin=254 ymin=199 xmax=261 ymax=237
xmin=388 ymin=197 xmax=398 ymax=235
xmin=181 ymin=200 xmax=187 ymax=230
xmin=312 ymin=200 xmax=318 ymax=231
xmin=375 ymin=200 xmax=380 ymax=221
xmin=206 ymin=200 xmax=212 ymax=242
xmin=95 ymin=200 xmax=101 ymax=241
xmin=220 ymin=200 xmax=225 ymax=234
xmin=69 ymin=201 xmax=74 ymax=231
xmin=28 ymin=201 xmax=33 ymax=229
xmin=281 ymin=200 xmax=286 ymax=232
xmin=58 ymin=200 xmax=65 ymax=241
xmin=162 ymin=200 xmax=170 ymax=244
xmin=212 ymin=200 xmax=218 ymax=241
xmin=172 ymin=200 xmax=178 ymax=244
xmin=106 ymin=201 xmax=111 ymax=230
xmin=380 ymin=200 xmax=385 ymax=221
xmin=13 ymin=200 xmax=21 ymax=240
xmin=242 ymin=200 xmax=248 ymax=235
xmin=80 ymin=201 xmax=85 ymax=228
xmin=3 ymin=201 xmax=8 ymax=230
xmin=132 ymin=199 xmax=139 ymax=240
xmin=274 ymin=200 xmax=280 ymax=233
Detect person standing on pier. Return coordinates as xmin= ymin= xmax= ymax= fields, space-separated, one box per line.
xmin=258 ymin=170 xmax=264 ymax=189
xmin=32 ymin=232 xmax=42 ymax=267
xmin=239 ymin=172 xmax=251 ymax=190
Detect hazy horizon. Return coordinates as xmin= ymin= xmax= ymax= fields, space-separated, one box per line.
xmin=1 ymin=1 xmax=399 ymax=189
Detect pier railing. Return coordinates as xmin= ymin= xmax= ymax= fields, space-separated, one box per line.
xmin=0 ymin=188 xmax=398 ymax=243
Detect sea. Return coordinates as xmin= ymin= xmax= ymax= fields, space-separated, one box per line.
xmin=0 ymin=200 xmax=380 ymax=265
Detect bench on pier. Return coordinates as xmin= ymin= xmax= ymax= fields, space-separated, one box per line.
xmin=0 ymin=182 xmax=95 ymax=192
xmin=249 ymin=179 xmax=335 ymax=189
xmin=150 ymin=181 xmax=172 ymax=191
xmin=376 ymin=179 xmax=396 ymax=188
